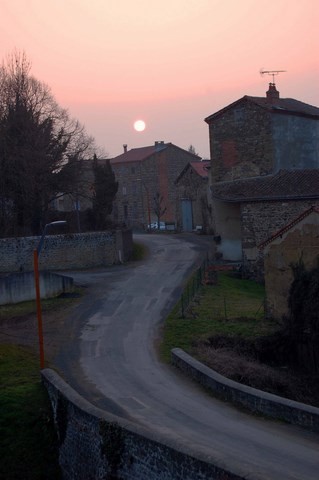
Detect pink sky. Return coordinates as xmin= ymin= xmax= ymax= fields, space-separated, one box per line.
xmin=1 ymin=0 xmax=318 ymax=159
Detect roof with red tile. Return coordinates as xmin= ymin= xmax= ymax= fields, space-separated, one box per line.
xmin=259 ymin=205 xmax=319 ymax=249
xmin=175 ymin=160 xmax=210 ymax=184
xmin=190 ymin=160 xmax=210 ymax=178
xmin=212 ymin=169 xmax=319 ymax=202
xmin=110 ymin=144 xmax=167 ymax=164
xmin=110 ymin=142 xmax=201 ymax=165
xmin=205 ymin=95 xmax=319 ymax=123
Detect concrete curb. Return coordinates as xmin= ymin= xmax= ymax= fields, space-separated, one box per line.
xmin=171 ymin=348 xmax=319 ymax=432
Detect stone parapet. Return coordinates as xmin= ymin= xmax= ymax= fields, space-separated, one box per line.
xmin=171 ymin=348 xmax=319 ymax=432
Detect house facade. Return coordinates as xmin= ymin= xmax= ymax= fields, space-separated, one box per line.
xmin=110 ymin=142 xmax=201 ymax=229
xmin=204 ymin=83 xmax=319 ymax=271
xmin=174 ymin=160 xmax=212 ymax=232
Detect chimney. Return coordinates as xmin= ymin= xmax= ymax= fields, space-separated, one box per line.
xmin=266 ymin=83 xmax=280 ymax=102
xmin=123 ymin=144 xmax=127 ymax=153
xmin=155 ymin=141 xmax=165 ymax=152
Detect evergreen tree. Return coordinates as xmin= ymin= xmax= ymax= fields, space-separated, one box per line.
xmin=90 ymin=156 xmax=118 ymax=230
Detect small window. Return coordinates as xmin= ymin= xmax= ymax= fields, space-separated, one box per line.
xmin=122 ymin=186 xmax=127 ymax=195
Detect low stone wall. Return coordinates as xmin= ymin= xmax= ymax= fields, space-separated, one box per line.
xmin=0 ymin=271 xmax=73 ymax=305
xmin=42 ymin=369 xmax=246 ymax=480
xmin=0 ymin=230 xmax=132 ymax=273
xmin=171 ymin=348 xmax=319 ymax=433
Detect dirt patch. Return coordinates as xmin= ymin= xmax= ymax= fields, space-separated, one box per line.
xmin=0 ymin=300 xmax=80 ymax=365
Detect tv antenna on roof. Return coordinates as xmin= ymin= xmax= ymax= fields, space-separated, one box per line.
xmin=260 ymin=69 xmax=286 ymax=83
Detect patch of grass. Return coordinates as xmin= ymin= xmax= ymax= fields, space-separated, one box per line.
xmin=130 ymin=241 xmax=148 ymax=261
xmin=159 ymin=272 xmax=272 ymax=362
xmin=0 ymin=345 xmax=61 ymax=479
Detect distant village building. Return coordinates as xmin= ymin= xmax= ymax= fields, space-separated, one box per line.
xmin=110 ymin=142 xmax=201 ymax=229
xmin=174 ymin=160 xmax=211 ymax=232
xmin=204 ymin=83 xmax=319 ymax=273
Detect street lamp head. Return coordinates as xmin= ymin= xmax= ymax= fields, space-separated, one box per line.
xmin=37 ymin=220 xmax=67 ymax=255
xmin=46 ymin=220 xmax=67 ymax=227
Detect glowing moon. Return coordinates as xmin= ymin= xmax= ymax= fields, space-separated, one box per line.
xmin=134 ymin=120 xmax=146 ymax=132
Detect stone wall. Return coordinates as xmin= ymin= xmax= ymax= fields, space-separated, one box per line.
xmin=171 ymin=348 xmax=319 ymax=433
xmin=0 ymin=230 xmax=132 ymax=273
xmin=175 ymin=167 xmax=211 ymax=233
xmin=273 ymin=114 xmax=319 ymax=170
xmin=208 ymin=100 xmax=274 ymax=183
xmin=263 ymin=211 xmax=319 ymax=319
xmin=42 ymin=369 xmax=246 ymax=480
xmin=241 ymin=199 xmax=319 ymax=278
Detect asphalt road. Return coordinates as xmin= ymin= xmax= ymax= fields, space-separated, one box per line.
xmin=55 ymin=233 xmax=319 ymax=480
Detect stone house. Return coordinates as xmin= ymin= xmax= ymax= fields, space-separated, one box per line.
xmin=110 ymin=142 xmax=201 ymax=229
xmin=204 ymin=83 xmax=319 ymax=271
xmin=174 ymin=160 xmax=212 ymax=232
xmin=259 ymin=206 xmax=319 ymax=320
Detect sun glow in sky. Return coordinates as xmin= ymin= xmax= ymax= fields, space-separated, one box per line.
xmin=1 ymin=0 xmax=318 ymax=158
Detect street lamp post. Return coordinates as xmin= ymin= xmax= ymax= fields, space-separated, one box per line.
xmin=33 ymin=221 xmax=66 ymax=369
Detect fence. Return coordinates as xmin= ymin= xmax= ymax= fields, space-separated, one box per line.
xmin=179 ymin=261 xmax=261 ymax=319
xmin=180 ymin=257 xmax=210 ymax=318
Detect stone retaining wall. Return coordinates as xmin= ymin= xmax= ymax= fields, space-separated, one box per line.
xmin=171 ymin=348 xmax=319 ymax=432
xmin=0 ymin=271 xmax=74 ymax=305
xmin=42 ymin=369 xmax=247 ymax=480
xmin=0 ymin=229 xmax=132 ymax=273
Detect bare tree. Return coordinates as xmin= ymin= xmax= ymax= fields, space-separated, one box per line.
xmin=152 ymin=192 xmax=167 ymax=229
xmin=0 ymin=50 xmax=97 ymax=236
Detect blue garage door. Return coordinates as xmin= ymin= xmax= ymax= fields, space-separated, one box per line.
xmin=181 ymin=199 xmax=193 ymax=231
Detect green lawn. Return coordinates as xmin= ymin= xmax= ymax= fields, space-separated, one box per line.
xmin=0 ymin=344 xmax=61 ymax=480
xmin=159 ymin=272 xmax=271 ymax=362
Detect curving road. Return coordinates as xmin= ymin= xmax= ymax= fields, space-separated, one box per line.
xmin=55 ymin=233 xmax=319 ymax=480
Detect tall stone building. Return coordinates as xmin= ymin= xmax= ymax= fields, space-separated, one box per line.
xmin=204 ymin=83 xmax=319 ymax=272
xmin=110 ymin=142 xmax=201 ymax=229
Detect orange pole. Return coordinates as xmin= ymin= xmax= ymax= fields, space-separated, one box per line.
xmin=33 ymin=249 xmax=44 ymax=369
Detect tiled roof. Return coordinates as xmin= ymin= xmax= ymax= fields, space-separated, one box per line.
xmin=175 ymin=160 xmax=210 ymax=184
xmin=259 ymin=205 xmax=319 ymax=250
xmin=190 ymin=160 xmax=210 ymax=178
xmin=110 ymin=144 xmax=168 ymax=164
xmin=205 ymin=95 xmax=319 ymax=123
xmin=247 ymin=96 xmax=319 ymax=117
xmin=212 ymin=169 xmax=319 ymax=202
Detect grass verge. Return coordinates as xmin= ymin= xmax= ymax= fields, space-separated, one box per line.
xmin=0 ymin=344 xmax=61 ymax=480
xmin=159 ymin=272 xmax=270 ymax=363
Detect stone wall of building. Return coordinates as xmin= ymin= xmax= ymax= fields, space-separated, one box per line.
xmin=175 ymin=167 xmax=210 ymax=232
xmin=0 ymin=230 xmax=132 ymax=273
xmin=241 ymin=200 xmax=319 ymax=278
xmin=208 ymin=100 xmax=274 ymax=183
xmin=273 ymin=114 xmax=319 ymax=171
xmin=42 ymin=368 xmax=246 ymax=480
xmin=263 ymin=213 xmax=319 ymax=320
